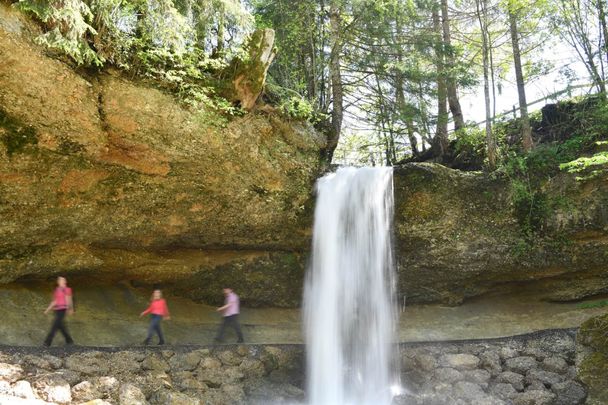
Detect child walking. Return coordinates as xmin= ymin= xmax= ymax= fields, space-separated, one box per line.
xmin=140 ymin=289 xmax=170 ymax=345
xmin=214 ymin=287 xmax=244 ymax=343
xmin=43 ymin=276 xmax=74 ymax=346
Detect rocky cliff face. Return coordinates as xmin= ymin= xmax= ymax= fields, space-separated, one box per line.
xmin=2 ymin=3 xmax=608 ymax=309
xmin=0 ymin=3 xmax=324 ymax=306
xmin=395 ymin=163 xmax=608 ymax=305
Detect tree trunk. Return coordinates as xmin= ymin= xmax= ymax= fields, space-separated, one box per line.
xmin=476 ymin=0 xmax=496 ymax=169
xmin=327 ymin=0 xmax=344 ymax=162
xmin=405 ymin=118 xmax=419 ymax=157
xmin=598 ymin=0 xmax=608 ymax=81
xmin=441 ymin=0 xmax=465 ymax=131
xmin=509 ymin=8 xmax=533 ymax=152
xmin=395 ymin=11 xmax=418 ymax=158
xmin=433 ymin=6 xmax=449 ymax=159
xmin=214 ymin=3 xmax=226 ymax=57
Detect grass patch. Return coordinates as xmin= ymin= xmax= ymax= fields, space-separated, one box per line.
xmin=578 ymin=300 xmax=608 ymax=309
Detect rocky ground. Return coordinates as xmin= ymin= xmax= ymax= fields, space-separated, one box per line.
xmin=0 ymin=344 xmax=305 ymax=405
xmin=399 ymin=330 xmax=585 ymax=405
xmin=0 ymin=328 xmax=601 ymax=405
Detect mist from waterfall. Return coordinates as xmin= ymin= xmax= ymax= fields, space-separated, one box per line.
xmin=304 ymin=167 xmax=399 ymax=405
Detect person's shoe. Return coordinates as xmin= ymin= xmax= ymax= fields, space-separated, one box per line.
xmin=143 ymin=339 xmax=150 ymax=346
xmin=158 ymin=341 xmax=165 ymax=346
xmin=66 ymin=341 xmax=74 ymax=346
xmin=42 ymin=342 xmax=51 ymax=347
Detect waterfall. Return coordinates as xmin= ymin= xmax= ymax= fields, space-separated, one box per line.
xmin=304 ymin=167 xmax=399 ymax=405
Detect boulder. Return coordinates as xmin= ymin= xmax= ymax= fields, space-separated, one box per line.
xmin=496 ymin=371 xmax=525 ymax=392
xmin=149 ymin=390 xmax=200 ymax=405
xmin=12 ymin=381 xmax=34 ymax=399
xmin=512 ymin=389 xmax=555 ymax=405
xmin=71 ymin=381 xmax=101 ymax=403
xmin=441 ymin=353 xmax=480 ymax=370
xmin=576 ymin=313 xmax=608 ymax=405
xmin=504 ymin=357 xmax=537 ymax=375
xmin=33 ymin=376 xmax=72 ymax=404
xmin=552 ymin=380 xmax=586 ymax=405
xmin=118 ymin=384 xmax=147 ymax=405
xmin=0 ymin=363 xmax=22 ymax=383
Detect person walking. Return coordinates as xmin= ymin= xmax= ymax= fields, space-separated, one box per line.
xmin=214 ymin=287 xmax=244 ymax=343
xmin=140 ymin=289 xmax=170 ymax=345
xmin=43 ymin=276 xmax=74 ymax=347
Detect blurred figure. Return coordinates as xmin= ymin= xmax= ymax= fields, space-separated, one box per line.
xmin=43 ymin=276 xmax=74 ymax=347
xmin=214 ymin=287 xmax=244 ymax=343
xmin=140 ymin=289 xmax=170 ymax=345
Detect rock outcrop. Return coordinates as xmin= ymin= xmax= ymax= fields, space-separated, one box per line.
xmin=0 ymin=3 xmax=324 ymax=306
xmin=395 ymin=163 xmax=608 ymax=305
xmin=576 ymin=313 xmax=608 ymax=405
xmin=2 ymin=3 xmax=608 ymax=309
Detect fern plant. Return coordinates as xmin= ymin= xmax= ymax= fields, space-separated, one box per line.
xmin=16 ymin=0 xmax=103 ymax=65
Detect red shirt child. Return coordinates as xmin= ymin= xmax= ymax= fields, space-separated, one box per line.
xmin=141 ymin=296 xmax=170 ymax=318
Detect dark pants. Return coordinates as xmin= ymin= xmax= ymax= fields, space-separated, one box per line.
xmin=44 ymin=309 xmax=73 ymax=346
xmin=215 ymin=314 xmax=244 ymax=342
xmin=145 ymin=314 xmax=165 ymax=344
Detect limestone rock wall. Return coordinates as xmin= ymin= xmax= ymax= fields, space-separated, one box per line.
xmin=0 ymin=3 xmax=324 ymax=306
xmin=395 ymin=163 xmax=608 ymax=305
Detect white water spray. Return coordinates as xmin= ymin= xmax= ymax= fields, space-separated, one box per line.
xmin=304 ymin=167 xmax=399 ymax=405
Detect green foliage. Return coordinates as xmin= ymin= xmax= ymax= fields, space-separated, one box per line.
xmin=487 ymin=96 xmax=608 ymax=242
xmin=560 ymin=152 xmax=608 ymax=173
xmin=454 ymin=126 xmax=486 ymax=157
xmin=16 ymin=0 xmax=102 ymax=65
xmin=266 ymin=83 xmax=329 ymax=123
xmin=578 ymin=300 xmax=608 ymax=309
xmin=14 ymin=0 xmax=256 ymax=116
xmin=279 ymin=96 xmax=315 ymax=121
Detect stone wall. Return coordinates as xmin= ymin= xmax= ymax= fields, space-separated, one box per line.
xmin=0 ymin=345 xmax=305 ymax=405
xmin=0 ymin=329 xmax=591 ymax=405
xmin=399 ymin=330 xmax=585 ymax=405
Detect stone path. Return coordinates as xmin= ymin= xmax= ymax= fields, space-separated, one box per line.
xmin=0 ymin=283 xmax=606 ymax=346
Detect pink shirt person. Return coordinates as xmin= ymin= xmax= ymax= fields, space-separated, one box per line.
xmin=222 ymin=292 xmax=240 ymax=317
xmin=53 ymin=287 xmax=72 ymax=310
xmin=215 ymin=288 xmax=244 ymax=343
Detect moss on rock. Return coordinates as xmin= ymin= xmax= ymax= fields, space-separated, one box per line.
xmin=394 ymin=162 xmax=608 ymax=305
xmin=577 ymin=313 xmax=608 ymax=404
xmin=0 ymin=107 xmax=37 ymax=156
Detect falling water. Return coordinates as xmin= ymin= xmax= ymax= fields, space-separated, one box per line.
xmin=304 ymin=167 xmax=399 ymax=405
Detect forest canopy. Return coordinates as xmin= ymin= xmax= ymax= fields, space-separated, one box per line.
xmin=10 ymin=0 xmax=608 ymax=168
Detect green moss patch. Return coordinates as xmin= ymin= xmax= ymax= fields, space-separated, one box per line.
xmin=578 ymin=313 xmax=608 ymax=404
xmin=0 ymin=108 xmax=37 ymax=156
